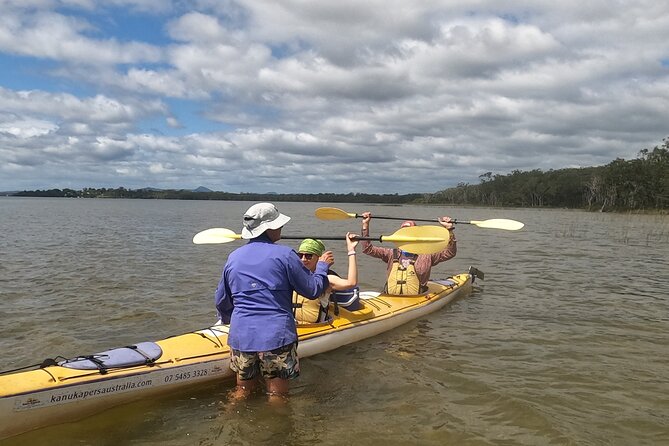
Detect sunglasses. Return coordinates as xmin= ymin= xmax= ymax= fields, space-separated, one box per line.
xmin=297 ymin=252 xmax=315 ymax=260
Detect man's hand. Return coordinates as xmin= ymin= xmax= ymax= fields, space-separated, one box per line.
xmin=319 ymin=250 xmax=334 ymax=265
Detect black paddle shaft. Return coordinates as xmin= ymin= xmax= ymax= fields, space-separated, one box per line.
xmin=356 ymin=214 xmax=466 ymax=224
xmin=280 ymin=235 xmax=380 ymax=242
xmin=355 ymin=214 xmax=436 ymax=223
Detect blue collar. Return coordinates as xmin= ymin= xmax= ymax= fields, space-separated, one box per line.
xmin=248 ymin=233 xmax=274 ymax=244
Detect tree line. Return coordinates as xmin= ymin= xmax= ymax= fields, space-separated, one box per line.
xmin=12 ymin=137 xmax=669 ymax=212
xmin=419 ymin=137 xmax=669 ymax=212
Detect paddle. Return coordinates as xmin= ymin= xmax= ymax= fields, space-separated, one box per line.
xmin=315 ymin=207 xmax=525 ymax=231
xmin=192 ymin=225 xmax=452 ymax=255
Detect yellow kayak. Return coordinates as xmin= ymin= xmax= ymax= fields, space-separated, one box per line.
xmin=0 ymin=270 xmax=479 ymax=440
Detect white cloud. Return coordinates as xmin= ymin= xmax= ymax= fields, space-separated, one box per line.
xmin=166 ymin=116 xmax=181 ymax=128
xmin=0 ymin=10 xmax=163 ymax=65
xmin=0 ymin=117 xmax=57 ymax=138
xmin=167 ymin=11 xmax=232 ymax=43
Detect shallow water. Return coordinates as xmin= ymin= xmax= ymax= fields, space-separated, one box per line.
xmin=1 ymin=198 xmax=668 ymax=445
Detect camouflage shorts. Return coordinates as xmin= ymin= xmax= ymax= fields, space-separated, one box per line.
xmin=230 ymin=342 xmax=300 ymax=381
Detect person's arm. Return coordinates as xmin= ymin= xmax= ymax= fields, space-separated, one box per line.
xmin=431 ymin=216 xmax=457 ymax=265
xmin=214 ymin=267 xmax=234 ymax=323
xmin=360 ymin=212 xmax=392 ymax=261
xmin=329 ymin=232 xmax=359 ymax=290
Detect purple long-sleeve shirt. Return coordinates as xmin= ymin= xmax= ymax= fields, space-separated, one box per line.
xmin=215 ymin=234 xmax=329 ymax=351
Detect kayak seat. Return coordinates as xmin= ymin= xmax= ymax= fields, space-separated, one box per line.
xmin=59 ymin=342 xmax=163 ymax=373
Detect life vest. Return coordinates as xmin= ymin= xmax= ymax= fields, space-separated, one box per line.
xmin=293 ymin=290 xmax=330 ymax=324
xmin=294 ymin=286 xmax=362 ymax=323
xmin=292 ymin=268 xmax=335 ymax=323
xmin=385 ymin=249 xmax=421 ymax=295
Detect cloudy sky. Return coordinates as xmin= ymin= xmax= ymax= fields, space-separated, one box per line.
xmin=1 ymin=0 xmax=668 ymax=194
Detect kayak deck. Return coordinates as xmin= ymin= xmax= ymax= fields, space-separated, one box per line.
xmin=0 ymin=272 xmax=475 ymax=440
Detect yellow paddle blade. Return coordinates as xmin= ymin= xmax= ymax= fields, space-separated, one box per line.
xmin=468 ymin=219 xmax=524 ymax=231
xmin=192 ymin=228 xmax=242 ymax=244
xmin=314 ymin=207 xmax=357 ymax=220
xmin=382 ymin=225 xmax=451 ymax=254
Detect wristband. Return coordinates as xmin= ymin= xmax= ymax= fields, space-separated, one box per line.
xmin=347 ymin=250 xmax=356 ymax=256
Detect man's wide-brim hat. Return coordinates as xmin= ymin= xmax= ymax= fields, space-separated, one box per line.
xmin=241 ymin=202 xmax=291 ymax=239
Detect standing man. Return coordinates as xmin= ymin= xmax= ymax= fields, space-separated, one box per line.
xmin=215 ymin=203 xmax=331 ymax=397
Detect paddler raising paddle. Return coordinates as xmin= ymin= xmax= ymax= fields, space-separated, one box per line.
xmin=360 ymin=211 xmax=457 ymax=294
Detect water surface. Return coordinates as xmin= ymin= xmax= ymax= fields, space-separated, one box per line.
xmin=1 ymin=198 xmax=667 ymax=445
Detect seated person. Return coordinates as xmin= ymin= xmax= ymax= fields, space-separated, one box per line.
xmin=360 ymin=212 xmax=457 ymax=294
xmin=293 ymin=234 xmax=360 ymax=323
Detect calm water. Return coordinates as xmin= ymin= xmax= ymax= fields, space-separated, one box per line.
xmin=1 ymin=197 xmax=668 ymax=445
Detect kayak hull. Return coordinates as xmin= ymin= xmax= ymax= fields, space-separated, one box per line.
xmin=0 ymin=273 xmax=473 ymax=439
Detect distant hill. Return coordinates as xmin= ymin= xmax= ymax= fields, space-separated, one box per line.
xmin=1 ymin=191 xmax=19 ymax=196
xmin=193 ymin=186 xmax=213 ymax=192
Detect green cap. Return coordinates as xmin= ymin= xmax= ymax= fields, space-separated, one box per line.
xmin=298 ymin=238 xmax=325 ymax=256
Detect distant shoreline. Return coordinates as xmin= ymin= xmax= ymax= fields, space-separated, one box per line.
xmin=6 ymin=188 xmax=668 ymax=215
xmin=6 ymin=188 xmax=424 ymax=205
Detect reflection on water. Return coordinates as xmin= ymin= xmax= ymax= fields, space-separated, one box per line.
xmin=1 ymin=198 xmax=668 ymax=445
